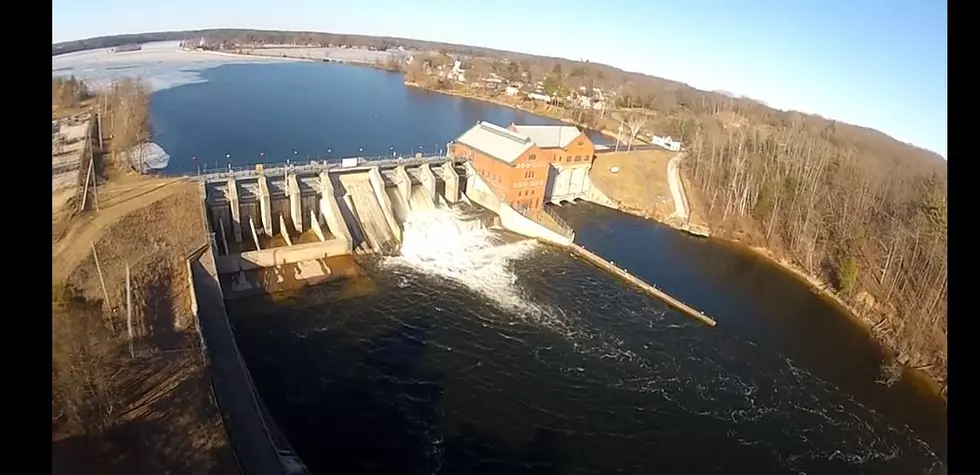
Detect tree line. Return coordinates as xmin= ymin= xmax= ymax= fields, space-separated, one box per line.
xmin=683 ymin=115 xmax=946 ymax=394
xmin=98 ymin=77 xmax=152 ymax=173
xmin=52 ymin=76 xmax=90 ymax=109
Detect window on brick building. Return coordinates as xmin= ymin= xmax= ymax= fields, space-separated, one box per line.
xmin=529 ymin=154 xmax=537 ymax=161
xmin=575 ymin=156 xmax=582 ymax=162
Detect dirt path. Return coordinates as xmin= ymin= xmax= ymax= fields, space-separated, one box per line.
xmin=666 ymin=152 xmax=688 ymax=221
xmin=52 ymin=177 xmax=191 ymax=283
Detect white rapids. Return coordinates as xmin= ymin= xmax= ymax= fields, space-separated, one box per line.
xmin=387 ymin=204 xmax=541 ymax=315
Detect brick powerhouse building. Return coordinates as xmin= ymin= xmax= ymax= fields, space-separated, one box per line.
xmin=451 ymin=121 xmax=595 ymax=212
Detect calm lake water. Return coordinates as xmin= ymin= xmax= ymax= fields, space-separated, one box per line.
xmin=144 ymin=60 xmax=947 ymax=474
xmin=150 ymin=61 xmax=610 ymax=174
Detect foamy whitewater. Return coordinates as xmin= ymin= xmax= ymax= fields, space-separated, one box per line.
xmin=387 ymin=205 xmax=542 ymax=316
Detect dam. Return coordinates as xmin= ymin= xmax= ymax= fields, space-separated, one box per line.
xmin=202 ymin=156 xmax=483 ymax=296
xmin=199 ymin=153 xmax=715 ymax=328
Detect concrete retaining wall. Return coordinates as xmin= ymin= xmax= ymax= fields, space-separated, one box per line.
xmin=442 ymin=161 xmax=460 ymax=203
xmin=214 ymin=239 xmax=351 ymax=274
xmin=227 ymin=179 xmax=242 ymax=243
xmin=569 ymin=244 xmax=716 ymax=326
xmin=286 ymin=174 xmax=303 ymax=233
xmin=395 ymin=166 xmax=412 ymax=207
xmin=278 ymin=215 xmax=293 ymax=246
xmin=498 ymin=204 xmax=573 ymax=246
xmin=583 ymin=175 xmax=620 ymax=209
xmin=419 ymin=164 xmax=437 ymax=205
xmin=257 ymin=176 xmax=273 ymax=236
xmin=310 ymin=210 xmax=327 ymax=242
xmin=318 ymin=171 xmax=353 ymax=247
xmin=367 ymin=167 xmax=402 ymax=242
xmin=464 ymin=162 xmax=572 ymax=247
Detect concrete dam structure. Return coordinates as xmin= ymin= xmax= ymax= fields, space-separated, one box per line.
xmin=202 ymin=157 xmax=473 ymax=294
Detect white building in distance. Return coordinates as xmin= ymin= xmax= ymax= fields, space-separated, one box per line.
xmin=527 ymin=92 xmax=552 ymax=102
xmin=651 ymin=135 xmax=681 ymax=151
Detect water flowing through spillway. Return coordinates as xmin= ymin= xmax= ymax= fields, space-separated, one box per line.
xmin=407 ymin=185 xmax=437 ymax=213
xmin=387 ymin=203 xmax=543 ymax=315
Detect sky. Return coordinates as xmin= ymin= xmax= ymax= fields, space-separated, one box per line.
xmin=52 ymin=0 xmax=948 ymax=158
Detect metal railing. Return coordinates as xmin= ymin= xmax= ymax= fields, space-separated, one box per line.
xmin=187 ymin=154 xmax=462 ymax=182
xmin=542 ymin=205 xmax=575 ymax=239
xmin=513 ymin=204 xmax=575 ymax=240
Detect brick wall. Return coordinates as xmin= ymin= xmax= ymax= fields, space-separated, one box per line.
xmin=452 ymin=142 xmax=549 ymax=211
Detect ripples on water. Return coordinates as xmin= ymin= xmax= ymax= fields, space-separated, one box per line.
xmin=227 ymin=210 xmax=944 ymax=475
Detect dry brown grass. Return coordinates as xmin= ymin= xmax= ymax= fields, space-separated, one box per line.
xmin=53 ymin=177 xmax=192 ymax=282
xmin=589 ymin=150 xmax=675 ymax=219
xmin=52 ymin=177 xmax=236 ymax=474
xmin=52 ymin=98 xmax=96 ymax=121
xmin=52 ymin=347 xmax=237 ymax=475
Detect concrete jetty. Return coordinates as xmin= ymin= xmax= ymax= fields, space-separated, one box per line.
xmin=570 ymin=244 xmax=717 ymax=327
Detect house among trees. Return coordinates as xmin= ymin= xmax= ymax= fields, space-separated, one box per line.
xmin=650 ymin=134 xmax=681 ymax=151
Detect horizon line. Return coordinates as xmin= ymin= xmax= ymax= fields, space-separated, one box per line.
xmin=51 ymin=27 xmax=947 ymax=160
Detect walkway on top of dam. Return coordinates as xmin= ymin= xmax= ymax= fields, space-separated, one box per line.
xmin=189 ymin=154 xmax=463 ymax=182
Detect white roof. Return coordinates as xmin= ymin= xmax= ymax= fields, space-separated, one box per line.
xmin=456 ymin=121 xmax=534 ymax=164
xmin=511 ymin=124 xmax=584 ymax=149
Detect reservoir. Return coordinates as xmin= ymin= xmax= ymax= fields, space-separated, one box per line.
xmin=149 ymin=61 xmax=612 ymax=174
xmin=54 ymin=47 xmax=947 ymax=474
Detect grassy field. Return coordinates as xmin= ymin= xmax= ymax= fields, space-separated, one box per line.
xmin=589 ymin=149 xmax=676 ymax=219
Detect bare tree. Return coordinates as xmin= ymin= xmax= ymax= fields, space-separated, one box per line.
xmin=52 ymin=283 xmax=119 ymax=435
xmin=624 ymin=113 xmax=646 ymax=151
xmin=105 ymin=77 xmax=152 ymax=172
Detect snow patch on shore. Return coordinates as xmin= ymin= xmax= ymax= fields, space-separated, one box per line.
xmin=52 ymin=41 xmax=289 ymax=92
xmin=130 ymin=142 xmax=171 ymax=171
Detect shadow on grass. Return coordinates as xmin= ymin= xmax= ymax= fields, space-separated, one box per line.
xmin=52 ymin=347 xmax=238 ymax=475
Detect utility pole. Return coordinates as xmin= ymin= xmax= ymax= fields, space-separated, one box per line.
xmin=91 ymin=241 xmax=114 ymax=332
xmin=97 ymin=111 xmax=103 ymax=150
xmin=93 ymin=168 xmax=100 ymax=212
xmin=80 ymin=153 xmax=93 ymax=212
xmin=89 ymin=141 xmax=99 ymax=211
xmin=126 ymin=261 xmax=134 ymax=359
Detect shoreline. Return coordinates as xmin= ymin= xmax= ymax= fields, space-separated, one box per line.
xmin=192 ymin=48 xmax=386 ymax=68
xmin=404 ymin=81 xmax=627 ymax=143
xmin=403 ymin=79 xmax=945 ymax=400
xmin=733 ymin=239 xmax=946 ymax=400
xmin=630 ymin=208 xmax=947 ymax=401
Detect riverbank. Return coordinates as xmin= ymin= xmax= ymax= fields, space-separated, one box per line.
xmin=404 ymin=81 xmax=633 ymax=144
xmin=605 ymin=188 xmax=947 ymax=401
xmin=205 ymin=48 xmax=402 ymax=72
xmin=583 ymin=145 xmax=946 ymax=401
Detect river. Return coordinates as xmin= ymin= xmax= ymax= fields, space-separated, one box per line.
xmin=54 ymin=45 xmax=947 ymax=473
xmin=226 ymin=210 xmax=946 ymax=474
